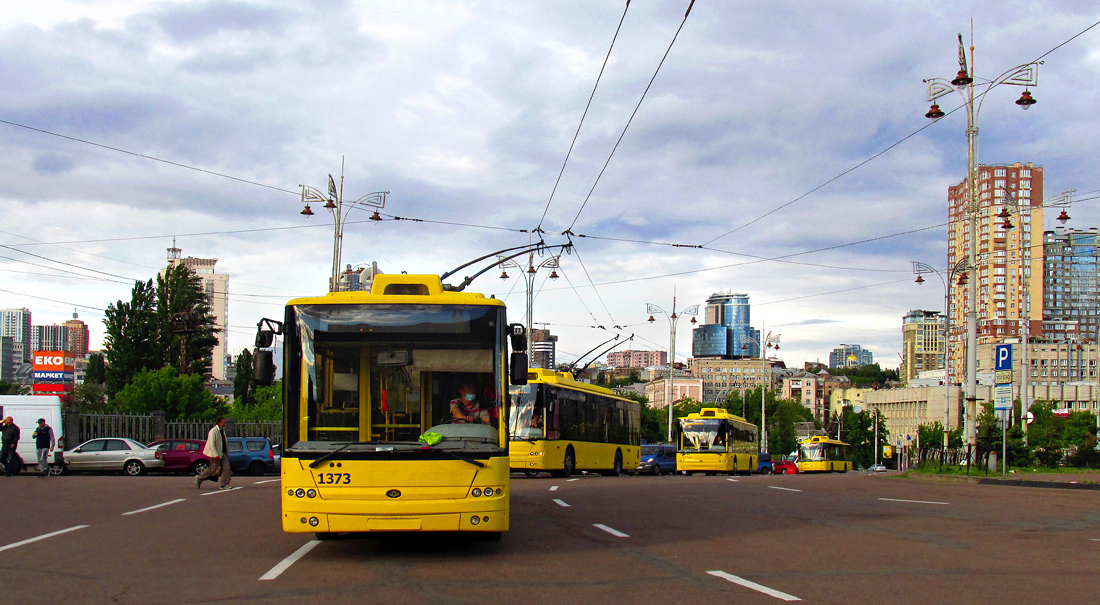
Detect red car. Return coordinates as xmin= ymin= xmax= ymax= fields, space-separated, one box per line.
xmin=148 ymin=439 xmax=212 ymax=476
xmin=773 ymin=459 xmax=798 ymax=474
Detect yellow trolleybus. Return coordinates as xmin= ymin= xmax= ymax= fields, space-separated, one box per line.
xmin=508 ymin=368 xmax=640 ymax=477
xmin=253 ymin=274 xmax=528 ymax=540
xmin=676 ymin=408 xmax=758 ymax=475
xmin=796 ymin=436 xmax=853 ymax=472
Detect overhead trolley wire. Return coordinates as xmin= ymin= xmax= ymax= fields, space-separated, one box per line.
xmin=534 ymin=0 xmax=632 ymax=233
xmin=564 ymin=0 xmax=696 ymax=234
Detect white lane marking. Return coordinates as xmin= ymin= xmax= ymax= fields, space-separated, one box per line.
xmin=707 ymin=570 xmax=801 ymax=601
xmin=768 ymin=486 xmax=802 ymax=493
xmin=0 ymin=525 xmax=89 ymax=553
xmin=553 ymin=499 xmax=571 ymax=507
xmin=567 ymin=478 xmax=580 ymax=482
xmin=1091 ymin=538 xmax=1100 ymax=542
xmin=253 ymin=479 xmax=280 ymax=485
xmin=549 ymin=485 xmax=559 ymax=491
xmin=121 ymin=499 xmax=186 ymax=516
xmin=726 ymin=478 xmax=739 ymax=482
xmin=259 ymin=540 xmax=321 ymax=581
xmin=879 ymin=497 xmax=948 ymax=505
xmin=200 ymin=486 xmax=243 ymax=496
xmin=593 ymin=523 xmax=629 ymax=538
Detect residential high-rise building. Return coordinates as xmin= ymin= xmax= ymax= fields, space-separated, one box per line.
xmin=1042 ymin=227 xmax=1100 ymax=343
xmin=947 ymin=162 xmax=1044 ymax=375
xmin=166 ymin=242 xmax=230 ymax=380
xmin=692 ymin=291 xmax=760 ymax=358
xmin=63 ymin=312 xmax=90 ymax=357
xmin=901 ymin=310 xmax=945 ymax=383
xmin=0 ymin=336 xmax=12 ymax=383
xmin=530 ymin=329 xmax=558 ymax=370
xmin=0 ymin=308 xmax=32 ymax=379
xmin=606 ymin=349 xmax=667 ymax=368
xmin=829 ymin=344 xmax=873 ymax=368
xmin=32 ymin=325 xmax=70 ymax=353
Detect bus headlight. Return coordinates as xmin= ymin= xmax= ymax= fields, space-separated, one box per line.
xmin=483 ymin=487 xmax=493 ymax=497
xmin=472 ymin=488 xmax=482 ymax=497
xmin=529 ymin=451 xmax=544 ymax=456
xmin=470 ymin=516 xmax=481 ymax=525
xmin=306 ymin=489 xmax=317 ymax=498
xmin=295 ymin=488 xmax=305 ymax=498
xmin=308 ymin=517 xmax=319 ymax=527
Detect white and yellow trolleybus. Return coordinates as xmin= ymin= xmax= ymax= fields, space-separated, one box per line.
xmin=252 ymin=274 xmax=529 ymax=541
xmin=676 ymin=408 xmax=758 ymax=475
xmin=796 ymin=435 xmax=853 ymax=472
xmin=508 ymin=368 xmax=640 ymax=477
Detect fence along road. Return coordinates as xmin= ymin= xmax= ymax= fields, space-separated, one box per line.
xmin=77 ymin=412 xmax=280 ymax=445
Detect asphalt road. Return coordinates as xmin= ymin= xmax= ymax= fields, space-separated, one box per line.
xmin=1 ymin=470 xmax=1098 ymax=604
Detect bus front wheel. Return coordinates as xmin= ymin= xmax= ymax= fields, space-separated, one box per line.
xmin=554 ymin=447 xmax=576 ymax=478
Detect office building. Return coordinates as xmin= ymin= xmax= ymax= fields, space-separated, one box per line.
xmin=1042 ymin=227 xmax=1099 ymax=343
xmin=530 ymin=329 xmax=558 ymax=370
xmin=0 ymin=336 xmax=12 ymax=383
xmin=695 ymin=357 xmax=778 ymax=405
xmin=829 ymin=344 xmax=873 ymax=368
xmin=1 ymin=308 xmax=32 ymax=379
xmin=901 ymin=310 xmax=945 ymax=383
xmin=606 ymin=349 xmax=666 ymax=368
xmin=166 ymin=243 xmax=230 ymax=380
xmin=692 ymin=291 xmax=760 ymax=358
xmin=32 ymin=324 xmax=70 ymax=353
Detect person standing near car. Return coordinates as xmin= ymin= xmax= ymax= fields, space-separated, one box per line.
xmin=31 ymin=419 xmax=55 ymax=478
xmin=195 ymin=417 xmax=232 ymax=490
xmin=1 ymin=417 xmax=19 ymax=477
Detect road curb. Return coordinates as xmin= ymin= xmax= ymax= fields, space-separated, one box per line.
xmin=904 ymin=472 xmax=1100 ymax=491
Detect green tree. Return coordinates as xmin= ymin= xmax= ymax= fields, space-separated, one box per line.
xmin=156 ymin=263 xmax=219 ymax=377
xmin=114 ymin=366 xmax=226 ymax=421
xmin=826 ymin=364 xmax=899 ymax=386
xmin=975 ymin=402 xmax=1004 ymax=470
xmin=85 ymin=353 xmax=106 ymax=385
xmin=233 ymin=348 xmax=255 ymax=406
xmin=0 ymin=380 xmax=29 ymax=395
xmin=232 ymin=382 xmax=282 ymax=423
xmin=103 ymin=279 xmax=158 ymax=398
xmin=72 ymin=381 xmax=107 ymax=411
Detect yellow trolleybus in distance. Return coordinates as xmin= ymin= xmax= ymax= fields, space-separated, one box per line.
xmin=677 ymin=408 xmax=758 ymax=476
xmin=252 ymin=274 xmax=529 ymax=541
xmin=796 ymin=435 xmax=853 ymax=472
xmin=508 ymin=368 xmax=640 ymax=477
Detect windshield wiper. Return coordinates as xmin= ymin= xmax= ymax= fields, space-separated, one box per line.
xmin=423 ymin=446 xmax=486 ymax=468
xmin=308 ymin=442 xmax=374 ymax=469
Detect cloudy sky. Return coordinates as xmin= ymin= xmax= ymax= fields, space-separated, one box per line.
xmin=2 ymin=1 xmax=1099 ymax=372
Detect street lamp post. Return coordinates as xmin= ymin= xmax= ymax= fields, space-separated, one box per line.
xmin=499 ymin=253 xmax=561 ymax=362
xmin=742 ymin=330 xmax=780 ymax=452
xmin=923 ymin=32 xmax=1041 ymax=460
xmin=300 ymin=163 xmax=388 ymax=292
xmin=647 ymin=293 xmax=699 ymax=443
xmin=913 ymin=258 xmax=970 ymax=461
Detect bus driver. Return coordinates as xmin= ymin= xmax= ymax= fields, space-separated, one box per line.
xmin=449 ymin=383 xmax=490 ymax=425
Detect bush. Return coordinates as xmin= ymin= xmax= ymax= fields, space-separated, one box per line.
xmin=1067 ymin=445 xmax=1100 ymax=469
xmin=1034 ymin=447 xmax=1064 ymax=468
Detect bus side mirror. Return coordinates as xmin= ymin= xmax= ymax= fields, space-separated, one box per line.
xmin=255 ymin=330 xmax=275 ymax=348
xmin=509 ymin=323 xmax=527 ymax=352
xmin=254 ymin=350 xmax=276 ymax=386
xmin=510 ymin=352 xmax=528 ymax=385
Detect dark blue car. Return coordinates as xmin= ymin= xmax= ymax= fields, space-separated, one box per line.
xmin=227 ymin=437 xmax=277 ymax=476
xmin=754 ymin=452 xmax=773 ymax=475
xmin=635 ymin=443 xmax=676 ymax=475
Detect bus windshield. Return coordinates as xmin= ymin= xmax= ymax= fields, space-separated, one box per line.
xmin=289 ymin=303 xmax=503 ymax=451
xmin=799 ymin=442 xmax=825 ymax=461
xmin=680 ymin=419 xmax=726 ymax=452
xmin=508 ymin=384 xmax=542 ymax=440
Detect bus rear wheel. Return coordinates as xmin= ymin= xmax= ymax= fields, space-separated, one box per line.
xmin=553 ymin=447 xmax=575 ymax=478
xmin=602 ymin=450 xmax=622 ymax=477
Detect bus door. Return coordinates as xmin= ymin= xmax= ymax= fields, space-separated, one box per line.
xmin=309 ymin=346 xmax=367 ymax=442
xmin=369 ymin=349 xmax=421 ymax=442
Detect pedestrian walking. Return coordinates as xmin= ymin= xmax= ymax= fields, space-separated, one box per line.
xmin=1 ymin=417 xmax=20 ymax=477
xmin=195 ymin=417 xmax=232 ymax=489
xmin=31 ymin=419 xmax=55 ymax=478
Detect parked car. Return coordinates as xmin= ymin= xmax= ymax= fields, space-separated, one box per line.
xmin=773 ymin=459 xmax=798 ymax=474
xmin=227 ymin=437 xmax=276 ymax=476
xmin=754 ymin=452 xmax=773 ymax=474
xmin=635 ymin=443 xmax=676 ymax=475
xmin=869 ymin=464 xmax=888 ymax=473
xmin=148 ymin=439 xmax=211 ymax=476
xmin=56 ymin=438 xmax=165 ymax=476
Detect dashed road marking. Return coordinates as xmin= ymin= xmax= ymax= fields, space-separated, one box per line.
xmin=0 ymin=525 xmax=89 ymax=553
xmin=768 ymin=486 xmax=802 ymax=493
xmin=200 ymin=486 xmax=243 ymax=496
xmin=553 ymin=499 xmax=571 ymax=507
xmin=593 ymin=523 xmax=629 ymax=538
xmin=726 ymin=478 xmax=739 ymax=482
xmin=259 ymin=540 xmax=320 ymax=581
xmin=879 ymin=497 xmax=948 ymax=505
xmin=567 ymin=478 xmax=580 ymax=482
xmin=253 ymin=479 xmax=280 ymax=485
xmin=707 ymin=570 xmax=801 ymax=601
xmin=549 ymin=485 xmax=559 ymax=491
xmin=122 ymin=499 xmax=186 ymax=516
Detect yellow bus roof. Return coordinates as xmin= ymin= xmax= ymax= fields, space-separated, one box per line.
xmin=799 ymin=435 xmax=851 ymax=446
xmin=286 ymin=274 xmax=506 ymax=307
xmin=523 ymin=367 xmax=625 ymax=398
xmin=679 ymin=408 xmax=751 ymax=423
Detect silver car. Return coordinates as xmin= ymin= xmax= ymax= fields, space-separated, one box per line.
xmin=58 ymin=438 xmax=165 ymax=476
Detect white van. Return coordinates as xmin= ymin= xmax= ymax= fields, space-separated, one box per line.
xmin=0 ymin=395 xmax=64 ymax=475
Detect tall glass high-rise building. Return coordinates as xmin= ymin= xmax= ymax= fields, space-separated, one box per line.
xmin=692 ymin=292 xmax=759 ymax=358
xmin=1043 ymin=227 xmax=1100 ymax=342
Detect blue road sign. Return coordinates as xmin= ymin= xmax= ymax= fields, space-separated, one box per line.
xmin=995 ymin=344 xmax=1013 ymax=372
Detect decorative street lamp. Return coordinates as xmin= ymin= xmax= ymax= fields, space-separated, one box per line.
xmin=300 ymin=161 xmax=388 ymax=292
xmin=499 ymin=252 xmax=561 ymax=362
xmin=647 ymin=292 xmax=699 ymax=443
xmin=923 ymin=31 xmax=1041 ymax=457
xmin=742 ymin=329 xmax=780 ymax=452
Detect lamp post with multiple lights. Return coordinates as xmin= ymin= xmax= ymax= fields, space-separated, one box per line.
xmin=499 ymin=253 xmax=562 ymax=362
xmin=741 ymin=330 xmax=780 ymax=452
xmin=913 ymin=258 xmax=970 ymax=460
xmin=923 ymin=31 xmax=1041 ymax=456
xmin=647 ymin=294 xmax=699 ymax=443
xmin=300 ymin=165 xmax=388 ymax=292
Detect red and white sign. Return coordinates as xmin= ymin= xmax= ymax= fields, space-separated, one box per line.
xmin=33 ymin=351 xmax=75 ymax=372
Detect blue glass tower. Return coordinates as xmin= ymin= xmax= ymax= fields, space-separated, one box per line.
xmin=691 ymin=292 xmax=758 ymax=358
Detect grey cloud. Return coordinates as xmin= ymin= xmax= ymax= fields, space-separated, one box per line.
xmin=31 ymin=153 xmax=76 ymax=174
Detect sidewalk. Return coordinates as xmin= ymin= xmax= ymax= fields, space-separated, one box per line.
xmin=905 ymin=470 xmax=1100 ymax=491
